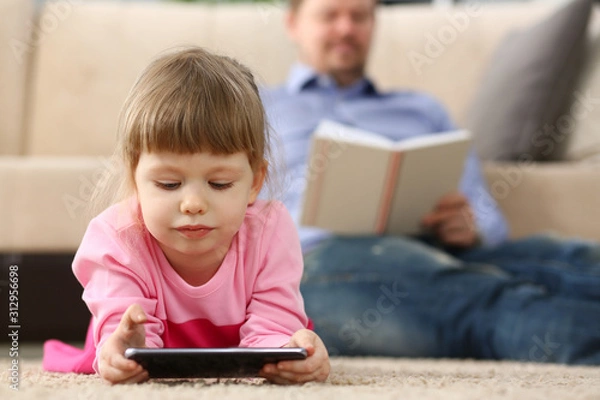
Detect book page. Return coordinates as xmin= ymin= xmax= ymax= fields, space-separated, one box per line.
xmin=385 ymin=139 xmax=471 ymax=235
xmin=314 ymin=120 xmax=393 ymax=149
xmin=391 ymin=129 xmax=471 ymax=151
xmin=301 ymin=137 xmax=391 ymax=234
xmin=302 ymin=119 xmax=472 ymax=237
xmin=316 ymin=119 xmax=471 ymax=152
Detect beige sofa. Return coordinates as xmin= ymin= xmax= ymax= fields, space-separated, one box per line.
xmin=1 ymin=0 xmax=600 ymax=255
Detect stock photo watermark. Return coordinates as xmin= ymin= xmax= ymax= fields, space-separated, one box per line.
xmin=257 ymin=0 xmax=286 ymax=24
xmin=529 ymin=333 xmax=560 ymax=363
xmin=62 ymin=156 xmax=119 ymax=220
xmin=6 ymin=264 xmax=20 ymax=391
xmin=407 ymin=1 xmax=482 ymax=76
xmin=338 ymin=280 xmax=408 ymax=350
xmin=472 ymin=89 xmax=600 ymax=223
xmin=286 ymin=123 xmax=352 ymax=202
xmin=10 ymin=0 xmax=82 ymax=65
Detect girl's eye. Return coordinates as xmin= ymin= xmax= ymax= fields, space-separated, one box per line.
xmin=155 ymin=182 xmax=180 ymax=190
xmin=210 ymin=182 xmax=233 ymax=190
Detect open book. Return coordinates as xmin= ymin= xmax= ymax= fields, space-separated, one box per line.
xmin=300 ymin=120 xmax=472 ymax=236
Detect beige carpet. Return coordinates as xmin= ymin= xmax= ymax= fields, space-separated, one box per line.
xmin=1 ymin=356 xmax=599 ymax=400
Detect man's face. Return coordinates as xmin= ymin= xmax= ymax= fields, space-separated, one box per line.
xmin=287 ymin=0 xmax=376 ymax=86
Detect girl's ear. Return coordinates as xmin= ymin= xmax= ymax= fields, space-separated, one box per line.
xmin=248 ymin=161 xmax=267 ymax=205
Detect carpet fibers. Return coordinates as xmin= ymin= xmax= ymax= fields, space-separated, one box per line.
xmin=1 ymin=357 xmax=599 ymax=399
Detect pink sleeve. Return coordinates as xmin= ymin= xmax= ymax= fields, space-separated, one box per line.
xmin=72 ymin=216 xmax=164 ymax=371
xmin=239 ymin=202 xmax=309 ymax=348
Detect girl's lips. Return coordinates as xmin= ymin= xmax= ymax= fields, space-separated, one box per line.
xmin=176 ymin=225 xmax=213 ymax=239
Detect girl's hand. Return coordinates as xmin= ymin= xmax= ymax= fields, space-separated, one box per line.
xmin=260 ymin=329 xmax=330 ymax=384
xmin=97 ymin=304 xmax=149 ymax=384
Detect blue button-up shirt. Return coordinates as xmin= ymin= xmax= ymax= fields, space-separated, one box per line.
xmin=261 ymin=63 xmax=509 ymax=252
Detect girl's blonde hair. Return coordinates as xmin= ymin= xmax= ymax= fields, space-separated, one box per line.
xmin=91 ymin=46 xmax=271 ymax=216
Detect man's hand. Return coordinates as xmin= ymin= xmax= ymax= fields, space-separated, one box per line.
xmin=260 ymin=329 xmax=330 ymax=384
xmin=97 ymin=304 xmax=149 ymax=384
xmin=421 ymin=192 xmax=479 ymax=248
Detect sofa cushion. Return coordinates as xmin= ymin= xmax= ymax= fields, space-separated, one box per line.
xmin=25 ymin=2 xmax=293 ymax=157
xmin=466 ymin=0 xmax=592 ymax=162
xmin=483 ymin=161 xmax=600 ymax=241
xmin=0 ymin=0 xmax=33 ymax=155
xmin=25 ymin=2 xmax=563 ymax=157
xmin=0 ymin=157 xmax=103 ymax=252
xmin=563 ymin=6 xmax=600 ymax=162
xmin=372 ymin=3 xmax=554 ymax=127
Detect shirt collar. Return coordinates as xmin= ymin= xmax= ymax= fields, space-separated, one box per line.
xmin=285 ymin=63 xmax=378 ymax=96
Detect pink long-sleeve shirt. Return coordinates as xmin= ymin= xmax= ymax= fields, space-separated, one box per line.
xmin=72 ymin=198 xmax=308 ymax=372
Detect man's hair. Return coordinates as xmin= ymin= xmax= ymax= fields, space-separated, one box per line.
xmin=289 ymin=0 xmax=302 ymax=12
xmin=289 ymin=0 xmax=379 ymax=12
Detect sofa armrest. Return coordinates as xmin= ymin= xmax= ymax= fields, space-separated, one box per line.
xmin=482 ymin=161 xmax=600 ymax=242
xmin=0 ymin=156 xmax=109 ymax=252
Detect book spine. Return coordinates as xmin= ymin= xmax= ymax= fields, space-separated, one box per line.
xmin=374 ymin=152 xmax=402 ymax=234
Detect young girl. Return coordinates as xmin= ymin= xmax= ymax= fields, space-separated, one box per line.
xmin=43 ymin=47 xmax=330 ymax=385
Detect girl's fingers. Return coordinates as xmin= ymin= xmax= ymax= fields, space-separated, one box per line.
xmin=99 ymin=350 xmax=144 ymax=384
xmin=110 ymin=352 xmax=141 ymax=371
xmin=97 ymin=305 xmax=149 ymax=384
xmin=114 ymin=304 xmax=147 ymax=349
xmin=120 ymin=304 xmax=147 ymax=332
xmin=261 ymin=368 xmax=326 ymax=385
xmin=260 ymin=369 xmax=301 ymax=385
xmin=260 ymin=374 xmax=291 ymax=385
xmin=261 ymin=350 xmax=330 ymax=384
xmin=100 ymin=362 xmax=143 ymax=384
xmin=120 ymin=369 xmax=150 ymax=384
xmin=274 ymin=356 xmax=319 ymax=374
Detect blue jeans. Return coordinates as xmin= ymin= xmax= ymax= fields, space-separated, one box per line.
xmin=300 ymin=234 xmax=600 ymax=365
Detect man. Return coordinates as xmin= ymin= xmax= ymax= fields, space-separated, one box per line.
xmin=261 ymin=0 xmax=600 ymax=365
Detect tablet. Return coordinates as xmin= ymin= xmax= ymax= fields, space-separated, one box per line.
xmin=124 ymin=347 xmax=308 ymax=379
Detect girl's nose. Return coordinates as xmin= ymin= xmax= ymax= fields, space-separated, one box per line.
xmin=180 ymin=193 xmax=207 ymax=215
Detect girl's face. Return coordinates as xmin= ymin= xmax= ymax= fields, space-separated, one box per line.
xmin=134 ymin=151 xmax=265 ymax=276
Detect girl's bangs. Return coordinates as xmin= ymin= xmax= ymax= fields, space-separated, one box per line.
xmin=121 ymin=47 xmax=266 ymax=170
